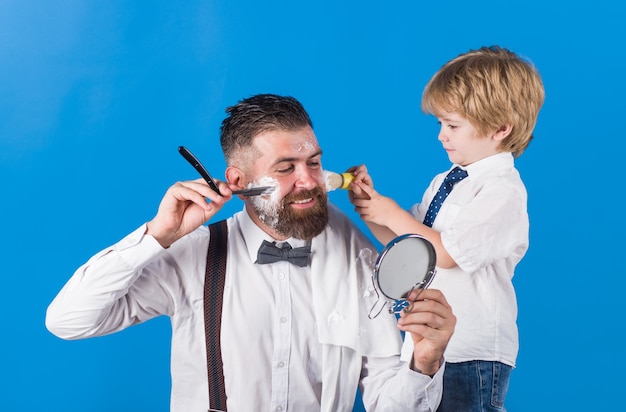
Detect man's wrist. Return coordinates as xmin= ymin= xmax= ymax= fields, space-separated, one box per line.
xmin=410 ymin=356 xmax=443 ymax=377
xmin=145 ymin=222 xmax=174 ymax=249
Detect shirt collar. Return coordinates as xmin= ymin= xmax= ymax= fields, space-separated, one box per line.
xmin=237 ymin=207 xmax=309 ymax=263
xmin=456 ymin=152 xmax=514 ymax=179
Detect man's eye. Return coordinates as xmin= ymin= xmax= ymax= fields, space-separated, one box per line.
xmin=277 ymin=166 xmax=294 ymax=174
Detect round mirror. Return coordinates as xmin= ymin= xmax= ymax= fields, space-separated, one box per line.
xmin=369 ymin=234 xmax=437 ymax=318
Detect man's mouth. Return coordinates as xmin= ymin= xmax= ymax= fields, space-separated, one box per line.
xmin=289 ymin=197 xmax=316 ymax=210
xmin=284 ymin=187 xmax=323 ymax=209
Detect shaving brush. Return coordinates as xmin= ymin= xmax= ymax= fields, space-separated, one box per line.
xmin=324 ymin=171 xmax=355 ymax=192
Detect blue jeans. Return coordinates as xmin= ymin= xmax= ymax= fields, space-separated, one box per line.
xmin=437 ymin=360 xmax=512 ymax=412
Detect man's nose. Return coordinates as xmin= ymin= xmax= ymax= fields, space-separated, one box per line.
xmin=294 ymin=168 xmax=318 ymax=190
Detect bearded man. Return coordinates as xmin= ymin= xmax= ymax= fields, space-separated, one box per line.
xmin=46 ymin=94 xmax=455 ymax=412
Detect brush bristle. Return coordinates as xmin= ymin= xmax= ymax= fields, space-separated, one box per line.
xmin=326 ymin=172 xmax=344 ymax=190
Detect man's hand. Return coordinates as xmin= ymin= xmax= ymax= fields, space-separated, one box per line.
xmin=397 ymin=288 xmax=456 ymax=376
xmin=146 ymin=178 xmax=232 ymax=248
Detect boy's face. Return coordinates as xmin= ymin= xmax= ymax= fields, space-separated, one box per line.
xmin=435 ymin=111 xmax=503 ymax=166
xmin=240 ymin=126 xmax=329 ymax=240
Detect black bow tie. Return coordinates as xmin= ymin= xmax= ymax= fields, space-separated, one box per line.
xmin=256 ymin=240 xmax=311 ymax=267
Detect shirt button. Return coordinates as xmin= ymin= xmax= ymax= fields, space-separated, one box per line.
xmin=280 ymin=317 xmax=287 ymax=323
xmin=279 ymin=272 xmax=285 ymax=280
xmin=277 ymin=361 xmax=285 ymax=368
xmin=276 ymin=406 xmax=284 ymax=412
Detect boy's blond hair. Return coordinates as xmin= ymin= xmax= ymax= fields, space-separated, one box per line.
xmin=422 ymin=46 xmax=545 ymax=157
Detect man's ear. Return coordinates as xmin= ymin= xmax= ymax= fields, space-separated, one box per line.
xmin=493 ymin=124 xmax=513 ymax=142
xmin=225 ymin=166 xmax=248 ymax=189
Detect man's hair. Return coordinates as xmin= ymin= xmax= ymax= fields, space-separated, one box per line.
xmin=220 ymin=94 xmax=313 ymax=164
xmin=422 ymin=46 xmax=545 ymax=157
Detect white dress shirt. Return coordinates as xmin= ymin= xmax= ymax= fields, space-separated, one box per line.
xmin=402 ymin=152 xmax=527 ymax=367
xmin=47 ymin=203 xmax=443 ymax=411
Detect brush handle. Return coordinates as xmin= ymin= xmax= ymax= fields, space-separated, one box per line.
xmin=338 ymin=172 xmax=354 ymax=189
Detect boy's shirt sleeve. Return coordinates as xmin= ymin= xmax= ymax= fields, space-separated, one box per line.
xmin=439 ymin=180 xmax=529 ymax=274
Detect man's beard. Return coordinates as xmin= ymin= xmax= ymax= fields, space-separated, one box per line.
xmin=251 ymin=186 xmax=329 ymax=240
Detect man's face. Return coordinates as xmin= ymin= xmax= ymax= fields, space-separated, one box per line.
xmin=244 ymin=126 xmax=329 ymax=240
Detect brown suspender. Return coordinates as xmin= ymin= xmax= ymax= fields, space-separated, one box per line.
xmin=205 ymin=220 xmax=228 ymax=411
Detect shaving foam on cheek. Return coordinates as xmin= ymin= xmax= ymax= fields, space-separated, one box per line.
xmin=255 ymin=176 xmax=280 ymax=201
xmin=322 ymin=171 xmax=334 ymax=191
xmin=250 ymin=176 xmax=281 ymax=228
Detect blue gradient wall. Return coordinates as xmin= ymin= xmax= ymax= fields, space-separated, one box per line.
xmin=2 ymin=1 xmax=624 ymax=410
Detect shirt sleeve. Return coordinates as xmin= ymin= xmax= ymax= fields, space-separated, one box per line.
xmin=360 ymin=355 xmax=444 ymax=411
xmin=441 ymin=181 xmax=528 ymax=273
xmin=45 ymin=224 xmax=178 ymax=340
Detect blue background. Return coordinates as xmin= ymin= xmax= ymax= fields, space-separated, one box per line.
xmin=2 ymin=1 xmax=624 ymax=410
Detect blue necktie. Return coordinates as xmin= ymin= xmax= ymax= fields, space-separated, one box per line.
xmin=423 ymin=166 xmax=468 ymax=227
xmin=257 ymin=240 xmax=311 ymax=267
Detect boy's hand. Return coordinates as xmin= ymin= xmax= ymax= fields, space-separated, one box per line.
xmin=346 ymin=164 xmax=373 ymax=202
xmin=350 ymin=180 xmax=403 ymax=228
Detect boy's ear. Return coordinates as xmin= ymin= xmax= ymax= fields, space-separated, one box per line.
xmin=492 ymin=124 xmax=513 ymax=142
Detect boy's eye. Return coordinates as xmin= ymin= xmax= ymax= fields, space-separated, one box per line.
xmin=439 ymin=121 xmax=457 ymax=129
xmin=437 ymin=120 xmax=458 ymax=129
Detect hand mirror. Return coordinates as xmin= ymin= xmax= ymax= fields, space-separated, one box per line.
xmin=368 ymin=233 xmax=437 ymax=319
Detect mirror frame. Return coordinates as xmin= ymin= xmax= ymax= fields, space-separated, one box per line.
xmin=370 ymin=233 xmax=437 ymax=317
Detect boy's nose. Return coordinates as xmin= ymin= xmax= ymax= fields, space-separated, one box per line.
xmin=438 ymin=130 xmax=448 ymax=142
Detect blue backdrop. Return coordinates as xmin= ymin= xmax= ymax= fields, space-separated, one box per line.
xmin=2 ymin=1 xmax=624 ymax=410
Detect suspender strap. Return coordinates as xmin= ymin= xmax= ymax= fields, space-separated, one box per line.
xmin=205 ymin=220 xmax=228 ymax=411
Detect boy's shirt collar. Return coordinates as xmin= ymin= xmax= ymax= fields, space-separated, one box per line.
xmin=455 ymin=152 xmax=514 ymax=179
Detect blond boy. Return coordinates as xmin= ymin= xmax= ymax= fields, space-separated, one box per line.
xmin=349 ymin=46 xmax=545 ymax=411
